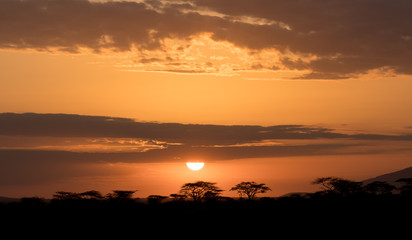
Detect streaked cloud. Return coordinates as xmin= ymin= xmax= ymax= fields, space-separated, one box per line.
xmin=0 ymin=135 xmax=167 ymax=152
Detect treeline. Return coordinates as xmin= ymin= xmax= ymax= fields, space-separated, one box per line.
xmin=5 ymin=177 xmax=412 ymax=205
xmin=1 ymin=177 xmax=411 ymax=236
xmin=52 ymin=177 xmax=412 ymax=201
xmin=49 ymin=181 xmax=271 ymax=203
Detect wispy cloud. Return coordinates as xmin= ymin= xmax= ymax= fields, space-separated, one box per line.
xmin=0 ymin=135 xmax=167 ymax=152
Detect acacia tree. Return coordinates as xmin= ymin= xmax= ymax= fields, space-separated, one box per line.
xmin=106 ymin=190 xmax=137 ymax=200
xmin=312 ymin=177 xmax=363 ymax=196
xmin=79 ymin=190 xmax=104 ymax=200
xmin=53 ymin=191 xmax=81 ymax=200
xmin=147 ymin=195 xmax=168 ymax=204
xmin=169 ymin=193 xmax=187 ymax=201
xmin=364 ymin=181 xmax=396 ymax=196
xmin=179 ymin=181 xmax=223 ymax=202
xmin=230 ymin=181 xmax=271 ymax=200
xmin=396 ymin=178 xmax=412 ymax=197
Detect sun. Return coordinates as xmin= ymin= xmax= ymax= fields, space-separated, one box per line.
xmin=186 ymin=162 xmax=205 ymax=171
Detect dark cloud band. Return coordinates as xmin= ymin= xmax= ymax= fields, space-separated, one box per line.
xmin=1 ymin=113 xmax=412 ymax=144
xmin=1 ymin=112 xmax=412 ymax=185
xmin=1 ymin=0 xmax=412 ymax=78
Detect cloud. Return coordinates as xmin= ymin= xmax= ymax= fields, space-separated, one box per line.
xmin=1 ymin=0 xmax=412 ymax=78
xmin=0 ymin=113 xmax=340 ymax=146
xmin=0 ymin=143 xmax=353 ymax=185
xmin=0 ymin=0 xmax=219 ymax=52
xmin=192 ymin=0 xmax=412 ymax=78
xmin=1 ymin=139 xmax=410 ymax=185
xmin=2 ymin=112 xmax=412 ymax=185
xmin=0 ymin=135 xmax=167 ymax=153
xmin=1 ymin=112 xmax=412 ymax=149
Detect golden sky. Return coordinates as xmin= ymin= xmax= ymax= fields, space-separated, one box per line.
xmin=1 ymin=0 xmax=412 ymax=198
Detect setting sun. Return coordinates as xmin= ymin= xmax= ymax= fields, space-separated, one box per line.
xmin=186 ymin=162 xmax=205 ymax=171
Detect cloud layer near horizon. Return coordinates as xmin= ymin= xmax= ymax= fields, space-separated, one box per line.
xmin=1 ymin=112 xmax=412 ymax=157
xmin=1 ymin=112 xmax=412 ymax=185
xmin=1 ymin=0 xmax=412 ymax=78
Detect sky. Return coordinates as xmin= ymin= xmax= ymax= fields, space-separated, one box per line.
xmin=1 ymin=0 xmax=412 ymax=198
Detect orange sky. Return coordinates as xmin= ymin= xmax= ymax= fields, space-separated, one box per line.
xmin=1 ymin=0 xmax=412 ymax=198
xmin=1 ymin=50 xmax=412 ymax=129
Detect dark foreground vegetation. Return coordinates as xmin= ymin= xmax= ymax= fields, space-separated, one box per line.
xmin=1 ymin=178 xmax=411 ymax=236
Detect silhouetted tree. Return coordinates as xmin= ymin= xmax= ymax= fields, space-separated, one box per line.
xmin=169 ymin=193 xmax=187 ymax=201
xmin=147 ymin=195 xmax=168 ymax=204
xmin=79 ymin=190 xmax=104 ymax=200
xmin=230 ymin=181 xmax=271 ymax=200
xmin=53 ymin=191 xmax=81 ymax=200
xmin=312 ymin=177 xmax=363 ymax=197
xmin=364 ymin=181 xmax=396 ymax=196
xmin=396 ymin=178 xmax=412 ymax=197
xmin=203 ymin=190 xmax=222 ymax=201
xmin=106 ymin=190 xmax=137 ymax=200
xmin=179 ymin=181 xmax=223 ymax=202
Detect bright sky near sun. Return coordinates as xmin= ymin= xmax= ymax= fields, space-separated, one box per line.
xmin=1 ymin=0 xmax=412 ymax=198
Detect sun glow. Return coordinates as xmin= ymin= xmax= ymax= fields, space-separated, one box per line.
xmin=186 ymin=162 xmax=205 ymax=171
